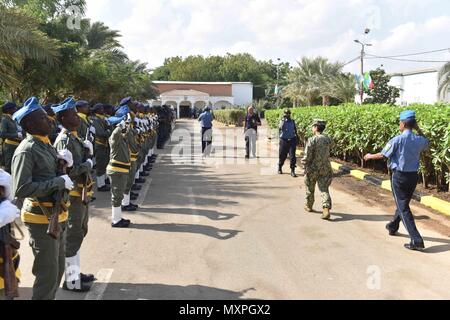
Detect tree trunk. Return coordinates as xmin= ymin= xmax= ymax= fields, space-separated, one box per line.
xmin=322 ymin=96 xmax=330 ymax=106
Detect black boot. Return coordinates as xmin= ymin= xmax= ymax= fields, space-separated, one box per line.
xmin=132 ymin=184 xmax=142 ymax=191
xmin=81 ymin=273 xmax=96 ymax=283
xmin=63 ymin=280 xmax=92 ymax=293
xmin=140 ymin=171 xmax=150 ymax=177
xmin=135 ymin=178 xmax=146 ymax=184
xmin=97 ymin=185 xmax=111 ymax=192
xmin=278 ymin=166 xmax=283 ymax=175
xmin=112 ymin=219 xmax=131 ymax=228
xmin=122 ymin=205 xmax=137 ymax=212
xmin=291 ymin=169 xmax=298 ymax=178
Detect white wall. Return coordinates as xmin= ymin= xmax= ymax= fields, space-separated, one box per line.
xmin=390 ymin=72 xmax=438 ymax=105
xmin=232 ymin=83 xmax=253 ymax=106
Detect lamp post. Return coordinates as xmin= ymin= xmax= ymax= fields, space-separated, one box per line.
xmin=354 ymin=39 xmax=372 ymax=104
xmin=275 ymin=58 xmax=281 ymax=108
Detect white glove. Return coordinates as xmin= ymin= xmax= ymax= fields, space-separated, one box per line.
xmin=17 ymin=132 xmax=23 ymax=140
xmin=85 ymin=158 xmax=93 ymax=169
xmin=0 ymin=169 xmax=13 ymax=200
xmin=60 ymin=175 xmax=74 ymax=191
xmin=83 ymin=140 xmax=94 ymax=156
xmin=118 ymin=120 xmax=127 ymax=130
xmin=57 ymin=149 xmax=74 ymax=168
xmin=89 ymin=126 xmax=96 ymax=136
xmin=0 ymin=200 xmax=20 ymax=228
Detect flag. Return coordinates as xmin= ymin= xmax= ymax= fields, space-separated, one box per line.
xmin=274 ymin=84 xmax=279 ymax=96
xmin=363 ymin=72 xmax=375 ymax=90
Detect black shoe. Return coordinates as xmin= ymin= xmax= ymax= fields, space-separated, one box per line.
xmin=291 ymin=170 xmax=298 ymax=178
xmin=386 ymin=224 xmax=398 ymax=236
xmin=112 ymin=219 xmax=131 ymax=228
xmin=122 ymin=205 xmax=137 ymax=212
xmin=245 ymin=155 xmax=250 ymax=160
xmin=278 ymin=168 xmax=283 ymax=175
xmin=140 ymin=172 xmax=150 ymax=177
xmin=105 ymin=179 xmax=111 ymax=185
xmin=404 ymin=242 xmax=425 ymax=252
xmin=131 ymin=195 xmax=138 ymax=201
xmin=62 ymin=281 xmax=92 ymax=293
xmin=81 ymin=273 xmax=96 ymax=283
xmin=132 ymin=184 xmax=142 ymax=191
xmin=144 ymin=166 xmax=152 ymax=171
xmin=131 ymin=192 xmax=139 ymax=197
xmin=135 ymin=178 xmax=146 ymax=184
xmin=97 ymin=185 xmax=111 ymax=192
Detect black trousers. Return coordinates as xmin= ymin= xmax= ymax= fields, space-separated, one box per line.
xmin=387 ymin=170 xmax=424 ymax=245
xmin=201 ymin=127 xmax=212 ymax=154
xmin=279 ymin=138 xmax=297 ymax=170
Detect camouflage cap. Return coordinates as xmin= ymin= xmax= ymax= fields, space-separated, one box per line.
xmin=312 ymin=119 xmax=327 ymax=127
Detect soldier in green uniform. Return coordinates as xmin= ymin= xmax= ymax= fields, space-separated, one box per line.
xmin=122 ymin=98 xmax=140 ymax=211
xmin=302 ymin=119 xmax=333 ymax=220
xmin=1 ymin=102 xmax=23 ymax=173
xmin=90 ymin=103 xmax=111 ymax=192
xmin=53 ymin=98 xmax=95 ymax=293
xmin=75 ymin=101 xmax=93 ymax=141
xmin=106 ymin=110 xmax=132 ymax=228
xmin=12 ymin=97 xmax=75 ymax=300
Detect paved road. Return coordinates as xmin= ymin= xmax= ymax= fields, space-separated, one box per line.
xmin=17 ymin=119 xmax=450 ymax=300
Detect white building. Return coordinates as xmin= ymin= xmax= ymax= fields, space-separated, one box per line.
xmin=150 ymin=81 xmax=254 ymax=118
xmin=389 ymin=68 xmax=445 ymax=105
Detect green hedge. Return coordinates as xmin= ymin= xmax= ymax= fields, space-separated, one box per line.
xmin=213 ymin=109 xmax=246 ymax=127
xmin=266 ymin=103 xmax=450 ymax=190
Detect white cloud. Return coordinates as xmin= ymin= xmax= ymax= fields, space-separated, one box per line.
xmin=85 ymin=0 xmax=450 ymax=73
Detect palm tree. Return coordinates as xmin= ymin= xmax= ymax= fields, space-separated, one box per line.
xmin=283 ymin=57 xmax=344 ymax=106
xmin=438 ymin=62 xmax=450 ymax=102
xmin=85 ymin=21 xmax=122 ymax=50
xmin=0 ymin=6 xmax=60 ymax=90
xmin=324 ymin=73 xmax=357 ymax=103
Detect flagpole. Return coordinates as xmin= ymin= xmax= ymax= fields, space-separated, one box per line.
xmin=354 ymin=39 xmax=372 ymax=104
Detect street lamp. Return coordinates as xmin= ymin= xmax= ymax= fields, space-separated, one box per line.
xmin=354 ymin=39 xmax=373 ymax=104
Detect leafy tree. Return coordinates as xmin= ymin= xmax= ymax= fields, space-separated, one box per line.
xmin=364 ymin=68 xmax=400 ymax=105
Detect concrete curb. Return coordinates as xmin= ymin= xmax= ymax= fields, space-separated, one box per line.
xmin=330 ymin=161 xmax=450 ymax=217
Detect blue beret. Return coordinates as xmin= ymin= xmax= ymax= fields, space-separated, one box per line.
xmin=52 ymin=97 xmax=76 ymax=114
xmin=107 ymin=115 xmax=126 ymax=126
xmin=400 ymin=110 xmax=416 ymax=121
xmin=75 ymin=100 xmax=89 ymax=108
xmin=12 ymin=97 xmax=43 ymax=125
xmin=115 ymin=105 xmax=129 ymax=118
xmin=2 ymin=102 xmax=17 ymax=113
xmin=92 ymin=103 xmax=103 ymax=112
xmin=120 ymin=97 xmax=132 ymax=106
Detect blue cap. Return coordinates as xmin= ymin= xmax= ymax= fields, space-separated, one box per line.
xmin=52 ymin=97 xmax=76 ymax=114
xmin=12 ymin=97 xmax=43 ymax=125
xmin=2 ymin=102 xmax=17 ymax=113
xmin=92 ymin=103 xmax=103 ymax=112
xmin=75 ymin=100 xmax=89 ymax=108
xmin=115 ymin=105 xmax=129 ymax=118
xmin=120 ymin=97 xmax=132 ymax=106
xmin=400 ymin=110 xmax=416 ymax=121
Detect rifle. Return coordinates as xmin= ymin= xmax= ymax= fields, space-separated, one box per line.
xmin=0 ymin=199 xmax=20 ymax=299
xmin=82 ymin=127 xmax=94 ymax=206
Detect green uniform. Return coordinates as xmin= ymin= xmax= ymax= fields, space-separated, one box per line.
xmin=91 ymin=114 xmax=111 ymax=178
xmin=1 ymin=114 xmax=22 ymax=173
xmin=77 ymin=113 xmax=91 ymax=141
xmin=107 ymin=127 xmax=131 ymax=207
xmin=11 ymin=135 xmax=68 ymax=300
xmin=125 ymin=114 xmax=140 ymax=194
xmin=302 ymin=134 xmax=333 ymax=210
xmin=54 ymin=129 xmax=93 ymax=258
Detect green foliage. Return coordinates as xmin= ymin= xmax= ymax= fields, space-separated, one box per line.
xmin=438 ymin=62 xmax=450 ymax=101
xmin=266 ymin=103 xmax=450 ymax=191
xmin=213 ymin=109 xmax=246 ymax=127
xmin=364 ymin=68 xmax=400 ymax=105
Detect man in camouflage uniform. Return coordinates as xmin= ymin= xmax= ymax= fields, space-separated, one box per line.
xmin=302 ymin=119 xmax=333 ymax=220
xmin=1 ymin=102 xmax=23 ymax=173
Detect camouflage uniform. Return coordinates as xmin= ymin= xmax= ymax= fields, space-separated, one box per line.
xmin=302 ymin=133 xmax=333 ymax=210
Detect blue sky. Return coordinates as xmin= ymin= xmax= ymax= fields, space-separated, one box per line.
xmin=86 ymin=0 xmax=450 ymax=74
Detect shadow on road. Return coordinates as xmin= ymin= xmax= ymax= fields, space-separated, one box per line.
xmin=330 ymin=212 xmax=430 ymax=223
xmin=99 ymin=284 xmax=255 ymax=300
xmin=395 ymin=233 xmax=450 ymax=254
xmin=140 ymin=207 xmax=238 ymax=221
xmin=130 ymin=223 xmax=242 ymax=240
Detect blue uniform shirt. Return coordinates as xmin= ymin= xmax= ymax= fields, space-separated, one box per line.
xmin=279 ymin=119 xmax=297 ymax=140
xmin=198 ymin=112 xmax=213 ymax=128
xmin=381 ymin=130 xmax=429 ymax=172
